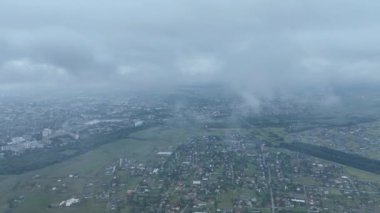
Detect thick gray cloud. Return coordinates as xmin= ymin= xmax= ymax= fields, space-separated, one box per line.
xmin=1 ymin=0 xmax=380 ymax=95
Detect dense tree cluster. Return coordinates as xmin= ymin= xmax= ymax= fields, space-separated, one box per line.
xmin=280 ymin=142 xmax=380 ymax=174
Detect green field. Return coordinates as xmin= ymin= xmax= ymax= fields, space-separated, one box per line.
xmin=343 ymin=166 xmax=380 ymax=184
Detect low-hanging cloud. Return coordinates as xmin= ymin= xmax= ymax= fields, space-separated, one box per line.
xmin=1 ymin=0 xmax=380 ymax=97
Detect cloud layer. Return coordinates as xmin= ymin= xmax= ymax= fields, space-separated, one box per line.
xmin=1 ymin=0 xmax=380 ymax=94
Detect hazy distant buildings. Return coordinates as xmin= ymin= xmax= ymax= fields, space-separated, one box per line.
xmin=42 ymin=128 xmax=52 ymax=138
xmin=134 ymin=119 xmax=144 ymax=127
xmin=157 ymin=151 xmax=172 ymax=156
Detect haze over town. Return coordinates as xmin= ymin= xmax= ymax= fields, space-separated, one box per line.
xmin=1 ymin=1 xmax=380 ymax=213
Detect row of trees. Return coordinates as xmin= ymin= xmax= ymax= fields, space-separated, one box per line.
xmin=280 ymin=142 xmax=380 ymax=174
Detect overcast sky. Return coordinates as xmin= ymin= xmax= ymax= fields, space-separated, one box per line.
xmin=1 ymin=0 xmax=380 ymax=95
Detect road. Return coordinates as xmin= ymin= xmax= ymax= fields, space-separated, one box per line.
xmin=268 ymin=167 xmax=275 ymax=213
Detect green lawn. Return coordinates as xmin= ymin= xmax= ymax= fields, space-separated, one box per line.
xmin=343 ymin=166 xmax=380 ymax=183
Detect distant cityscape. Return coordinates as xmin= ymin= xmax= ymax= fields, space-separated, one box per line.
xmin=1 ymin=90 xmax=380 ymax=212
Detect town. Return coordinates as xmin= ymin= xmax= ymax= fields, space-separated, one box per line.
xmin=5 ymin=129 xmax=380 ymax=213
xmin=1 ymin=90 xmax=380 ymax=213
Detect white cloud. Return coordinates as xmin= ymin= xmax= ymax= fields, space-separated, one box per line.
xmin=177 ymin=56 xmax=222 ymax=77
xmin=116 ymin=65 xmax=136 ymax=76
xmin=0 ymin=59 xmax=69 ymax=83
xmin=0 ymin=0 xmax=380 ymax=94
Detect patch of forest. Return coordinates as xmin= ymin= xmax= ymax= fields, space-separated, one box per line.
xmin=0 ymin=124 xmax=156 ymax=175
xmin=280 ymin=142 xmax=380 ymax=174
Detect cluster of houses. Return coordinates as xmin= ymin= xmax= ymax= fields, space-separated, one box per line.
xmin=114 ymin=134 xmax=380 ymax=212
xmin=8 ymin=131 xmax=380 ymax=212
